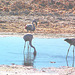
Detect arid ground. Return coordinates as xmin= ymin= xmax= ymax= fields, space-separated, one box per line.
xmin=0 ymin=0 xmax=75 ymax=34
xmin=0 ymin=64 xmax=75 ymax=75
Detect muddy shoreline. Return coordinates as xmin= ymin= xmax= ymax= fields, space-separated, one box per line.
xmin=0 ymin=32 xmax=75 ymax=38
xmin=0 ymin=65 xmax=75 ymax=75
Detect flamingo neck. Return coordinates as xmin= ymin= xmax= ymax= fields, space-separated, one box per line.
xmin=29 ymin=41 xmax=36 ymax=55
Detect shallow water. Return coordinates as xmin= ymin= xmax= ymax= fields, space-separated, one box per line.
xmin=0 ymin=36 xmax=75 ymax=69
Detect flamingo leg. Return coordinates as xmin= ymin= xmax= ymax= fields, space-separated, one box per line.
xmin=30 ymin=46 xmax=31 ymax=52
xmin=23 ymin=52 xmax=26 ymax=65
xmin=27 ymin=42 xmax=30 ymax=52
xmin=23 ymin=42 xmax=26 ymax=54
xmin=72 ymin=46 xmax=74 ymax=67
xmin=66 ymin=45 xmax=71 ymax=66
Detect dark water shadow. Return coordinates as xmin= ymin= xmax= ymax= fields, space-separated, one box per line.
xmin=23 ymin=48 xmax=36 ymax=66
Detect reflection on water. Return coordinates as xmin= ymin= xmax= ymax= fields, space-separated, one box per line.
xmin=66 ymin=56 xmax=75 ymax=67
xmin=0 ymin=37 xmax=75 ymax=69
xmin=23 ymin=48 xmax=36 ymax=66
xmin=66 ymin=47 xmax=74 ymax=67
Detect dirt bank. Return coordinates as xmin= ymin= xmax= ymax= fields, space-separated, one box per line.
xmin=0 ymin=65 xmax=75 ymax=75
xmin=0 ymin=32 xmax=75 ymax=38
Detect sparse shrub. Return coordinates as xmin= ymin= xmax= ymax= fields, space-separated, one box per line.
xmin=54 ymin=12 xmax=60 ymax=16
xmin=0 ymin=25 xmax=7 ymax=29
xmin=0 ymin=21 xmax=6 ymax=23
xmin=40 ymin=2 xmax=46 ymax=7
xmin=14 ymin=11 xmax=19 ymax=15
xmin=0 ymin=8 xmax=3 ymax=11
xmin=22 ymin=10 xmax=30 ymax=15
xmin=6 ymin=1 xmax=10 ymax=5
xmin=51 ymin=0 xmax=55 ymax=4
xmin=68 ymin=4 xmax=73 ymax=9
xmin=56 ymin=2 xmax=61 ymax=5
xmin=28 ymin=7 xmax=32 ymax=10
xmin=9 ymin=11 xmax=19 ymax=15
xmin=3 ymin=7 xmax=9 ymax=12
xmin=15 ymin=1 xmax=23 ymax=9
xmin=2 ymin=26 xmax=7 ymax=29
xmin=9 ymin=11 xmax=14 ymax=15
xmin=11 ymin=5 xmax=18 ymax=11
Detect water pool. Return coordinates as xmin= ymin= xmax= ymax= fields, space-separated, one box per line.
xmin=0 ymin=36 xmax=74 ymax=69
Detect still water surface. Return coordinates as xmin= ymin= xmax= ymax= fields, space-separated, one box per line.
xmin=0 ymin=36 xmax=74 ymax=69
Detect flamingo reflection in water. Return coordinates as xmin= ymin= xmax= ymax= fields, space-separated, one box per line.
xmin=23 ymin=50 xmax=36 ymax=66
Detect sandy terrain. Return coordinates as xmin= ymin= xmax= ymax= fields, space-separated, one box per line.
xmin=0 ymin=65 xmax=75 ymax=75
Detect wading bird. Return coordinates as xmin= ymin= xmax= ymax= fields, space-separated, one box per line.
xmin=25 ymin=20 xmax=37 ymax=32
xmin=64 ymin=38 xmax=75 ymax=67
xmin=23 ymin=34 xmax=36 ymax=55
